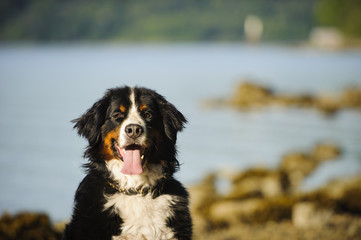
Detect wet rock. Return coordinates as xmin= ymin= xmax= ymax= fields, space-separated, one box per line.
xmin=292 ymin=202 xmax=333 ymax=228
xmin=347 ymin=220 xmax=361 ymax=239
xmin=249 ymin=197 xmax=296 ymax=224
xmin=229 ymin=82 xmax=272 ymax=109
xmin=196 ymin=214 xmax=361 ymax=240
xmin=311 ymin=143 xmax=341 ymax=162
xmin=228 ymin=81 xmax=320 ymax=111
xmin=215 ymin=81 xmax=361 ymax=115
xmin=340 ymin=88 xmax=361 ymax=109
xmin=0 ymin=212 xmax=61 ymax=240
xmin=188 ymin=174 xmax=218 ymax=232
xmin=227 ymin=168 xmax=289 ymax=199
xmin=209 ymin=199 xmax=265 ymax=225
xmin=280 ymin=144 xmax=342 ymax=192
xmin=53 ymin=221 xmax=67 ymax=235
xmin=188 ymin=142 xmax=360 ymax=239
xmin=187 ymin=142 xmax=361 ymax=239
xmin=299 ymin=190 xmax=338 ymax=211
xmin=317 ymin=174 xmax=361 ymax=215
xmin=272 ymin=94 xmax=315 ymax=108
xmin=280 ymin=153 xmax=317 ymax=175
xmin=210 ymin=196 xmax=296 ymax=226
xmin=314 ymin=94 xmax=341 ymax=115
xmin=338 ymin=185 xmax=361 ymax=215
xmin=280 ymin=153 xmax=318 ymax=190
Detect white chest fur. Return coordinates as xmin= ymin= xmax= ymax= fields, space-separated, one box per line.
xmin=104 ymin=192 xmax=177 ymax=240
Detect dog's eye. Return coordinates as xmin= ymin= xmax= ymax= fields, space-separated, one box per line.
xmin=144 ymin=112 xmax=152 ymax=120
xmin=112 ymin=112 xmax=124 ymax=120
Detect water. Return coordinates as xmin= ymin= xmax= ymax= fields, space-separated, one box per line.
xmin=0 ymin=43 xmax=361 ymax=221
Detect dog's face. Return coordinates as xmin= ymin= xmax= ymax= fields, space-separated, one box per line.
xmin=73 ymin=86 xmax=187 ymax=176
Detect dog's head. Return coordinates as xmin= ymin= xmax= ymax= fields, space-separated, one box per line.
xmin=73 ymin=86 xmax=187 ymax=177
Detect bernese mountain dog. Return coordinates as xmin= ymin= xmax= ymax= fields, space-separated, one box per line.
xmin=63 ymin=86 xmax=192 ymax=240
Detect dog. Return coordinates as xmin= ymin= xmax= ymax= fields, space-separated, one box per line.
xmin=63 ymin=86 xmax=192 ymax=240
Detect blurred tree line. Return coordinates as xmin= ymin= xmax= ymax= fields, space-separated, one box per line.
xmin=0 ymin=0 xmax=360 ymax=42
xmin=315 ymin=0 xmax=361 ymax=38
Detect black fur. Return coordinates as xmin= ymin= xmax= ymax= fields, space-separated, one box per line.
xmin=63 ymin=86 xmax=192 ymax=240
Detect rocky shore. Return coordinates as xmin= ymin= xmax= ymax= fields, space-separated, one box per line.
xmin=189 ymin=143 xmax=361 ymax=240
xmin=1 ymin=144 xmax=360 ymax=240
xmin=204 ymin=81 xmax=361 ymax=115
xmin=0 ymin=212 xmax=63 ymax=240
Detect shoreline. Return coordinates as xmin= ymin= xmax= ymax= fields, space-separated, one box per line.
xmin=1 ymin=143 xmax=360 ymax=240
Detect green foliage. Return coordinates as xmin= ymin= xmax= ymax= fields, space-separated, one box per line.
xmin=0 ymin=0 xmax=333 ymax=42
xmin=315 ymin=0 xmax=361 ymax=37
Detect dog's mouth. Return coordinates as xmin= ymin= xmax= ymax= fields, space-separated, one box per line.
xmin=114 ymin=143 xmax=145 ymax=176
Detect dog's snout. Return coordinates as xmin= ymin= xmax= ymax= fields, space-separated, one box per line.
xmin=125 ymin=124 xmax=144 ymax=139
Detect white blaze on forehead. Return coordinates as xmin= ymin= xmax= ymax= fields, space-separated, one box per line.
xmin=127 ymin=89 xmax=144 ymax=125
xmin=118 ymin=89 xmax=147 ymax=147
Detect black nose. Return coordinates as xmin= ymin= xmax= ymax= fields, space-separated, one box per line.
xmin=125 ymin=124 xmax=144 ymax=139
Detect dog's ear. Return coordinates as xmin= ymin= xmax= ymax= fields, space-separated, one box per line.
xmin=72 ymin=94 xmax=110 ymax=145
xmin=157 ymin=96 xmax=187 ymax=142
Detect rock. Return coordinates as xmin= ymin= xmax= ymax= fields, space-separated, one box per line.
xmin=315 ymin=94 xmax=341 ymax=115
xmin=227 ymin=168 xmax=289 ymax=199
xmin=262 ymin=174 xmax=287 ymax=197
xmin=196 ymin=214 xmax=361 ymax=240
xmin=340 ymin=88 xmax=361 ymax=109
xmin=249 ymin=197 xmax=295 ymax=223
xmin=292 ymin=202 xmax=333 ymax=228
xmin=299 ymin=190 xmax=338 ymax=211
xmin=210 ymin=196 xmax=296 ymax=225
xmin=280 ymin=153 xmax=318 ymax=190
xmin=347 ymin=221 xmax=361 ymax=239
xmin=217 ymin=81 xmax=361 ymax=115
xmin=298 ymin=175 xmax=361 ymax=217
xmin=188 ymin=174 xmax=218 ymax=232
xmin=280 ymin=144 xmax=342 ymax=192
xmin=189 ymin=174 xmax=218 ymax=215
xmin=0 ymin=212 xmax=61 ymax=240
xmin=311 ymin=143 xmax=341 ymax=162
xmin=53 ymin=221 xmax=68 ymax=235
xmin=320 ymin=174 xmax=361 ymax=201
xmin=338 ymin=185 xmax=361 ymax=215
xmin=229 ymin=82 xmax=272 ymax=109
xmin=209 ymin=199 xmax=265 ymax=225
xmin=272 ymin=94 xmax=315 ymax=108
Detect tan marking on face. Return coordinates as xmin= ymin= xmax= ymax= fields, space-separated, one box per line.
xmin=102 ymin=126 xmax=121 ymax=160
xmin=139 ymin=104 xmax=147 ymax=111
xmin=119 ymin=105 xmax=126 ymax=113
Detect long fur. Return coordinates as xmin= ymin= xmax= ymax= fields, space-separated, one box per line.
xmin=63 ymin=86 xmax=192 ymax=240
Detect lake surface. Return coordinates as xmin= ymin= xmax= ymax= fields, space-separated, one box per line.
xmin=0 ymin=43 xmax=361 ymax=221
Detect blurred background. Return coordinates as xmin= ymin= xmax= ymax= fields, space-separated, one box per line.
xmin=0 ymin=0 xmax=361 ymax=239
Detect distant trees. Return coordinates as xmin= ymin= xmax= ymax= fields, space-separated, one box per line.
xmin=0 ymin=0 xmax=359 ymax=42
xmin=315 ymin=0 xmax=361 ymax=37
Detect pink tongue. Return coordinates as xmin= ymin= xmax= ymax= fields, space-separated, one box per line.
xmin=121 ymin=149 xmax=143 ymax=175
